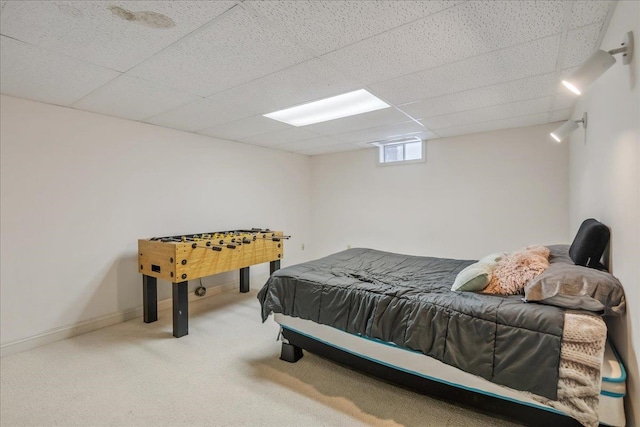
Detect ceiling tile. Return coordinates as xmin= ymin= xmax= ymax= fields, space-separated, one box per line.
xmin=205 ymin=58 xmax=361 ymax=117
xmin=298 ymin=144 xmax=362 ymax=156
xmin=322 ymin=1 xmax=563 ymax=84
xmin=553 ymin=90 xmax=578 ymax=111
xmin=240 ymin=127 xmax=321 ymax=147
xmin=558 ymin=66 xmax=579 ymax=82
xmin=422 ymin=97 xmax=552 ymax=130
xmin=144 ymin=98 xmax=252 ymax=132
xmin=0 ymin=1 xmax=237 ymax=71
xmin=271 ymin=136 xmax=342 ymax=152
xmin=350 ymin=129 xmax=438 ymax=148
xmin=434 ymin=113 xmax=550 ymax=138
xmin=569 ymin=1 xmax=616 ymax=30
xmin=303 ymin=107 xmax=413 ymax=136
xmin=128 ymin=6 xmax=313 ymax=96
xmin=562 ymin=22 xmax=603 ymax=69
xmin=198 ymin=115 xmax=292 ymax=141
xmin=551 ymin=109 xmax=572 ymax=122
xmin=398 ymin=73 xmax=556 ymax=120
xmin=332 ymin=120 xmax=432 ymax=144
xmin=246 ymin=1 xmax=462 ymax=55
xmin=72 ymin=75 xmax=200 ymax=121
xmin=370 ymin=35 xmax=560 ymax=105
xmin=0 ymin=36 xmax=120 ymax=106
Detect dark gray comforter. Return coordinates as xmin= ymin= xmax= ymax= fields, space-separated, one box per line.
xmin=258 ymin=248 xmax=564 ymax=399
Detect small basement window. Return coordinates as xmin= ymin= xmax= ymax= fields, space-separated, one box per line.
xmin=373 ymin=137 xmax=426 ymax=165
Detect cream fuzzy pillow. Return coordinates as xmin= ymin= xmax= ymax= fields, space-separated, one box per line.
xmin=484 ymin=246 xmax=550 ymax=295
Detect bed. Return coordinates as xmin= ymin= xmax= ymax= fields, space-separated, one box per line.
xmin=257 ymin=222 xmax=627 ymax=427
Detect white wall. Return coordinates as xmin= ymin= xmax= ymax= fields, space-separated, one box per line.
xmin=310 ymin=123 xmax=570 ymax=260
xmin=568 ymin=1 xmax=640 ymax=425
xmin=0 ymin=95 xmax=312 ymax=345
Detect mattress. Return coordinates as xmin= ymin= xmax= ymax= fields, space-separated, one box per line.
xmin=274 ymin=314 xmax=626 ymax=427
xmin=600 ymin=344 xmax=627 ymax=426
xmin=259 ymin=248 xmax=567 ymax=399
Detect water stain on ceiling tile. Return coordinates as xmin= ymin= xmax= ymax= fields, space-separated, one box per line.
xmin=108 ymin=5 xmax=175 ymax=29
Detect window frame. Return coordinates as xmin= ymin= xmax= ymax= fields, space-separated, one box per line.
xmin=374 ymin=138 xmax=426 ymax=166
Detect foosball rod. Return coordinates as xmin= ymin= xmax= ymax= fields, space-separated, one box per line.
xmin=189 ymin=241 xmax=240 ymax=250
xmin=152 ymin=232 xmax=241 ymax=242
xmin=253 ymin=235 xmax=291 ymax=242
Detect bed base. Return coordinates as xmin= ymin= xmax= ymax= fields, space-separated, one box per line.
xmin=280 ymin=341 xmax=303 ymax=363
xmin=281 ymin=328 xmax=584 ymax=427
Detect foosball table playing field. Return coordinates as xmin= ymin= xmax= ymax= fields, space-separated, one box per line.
xmin=138 ymin=228 xmax=287 ymax=337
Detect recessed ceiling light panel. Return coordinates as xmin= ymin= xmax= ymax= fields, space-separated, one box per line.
xmin=263 ymin=89 xmax=391 ymax=126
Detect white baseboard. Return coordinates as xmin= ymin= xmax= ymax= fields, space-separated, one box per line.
xmin=0 ymin=272 xmax=269 ymax=358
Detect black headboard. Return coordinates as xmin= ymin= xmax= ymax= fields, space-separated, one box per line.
xmin=569 ymin=218 xmax=610 ymax=270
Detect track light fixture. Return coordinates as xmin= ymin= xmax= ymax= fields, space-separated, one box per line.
xmin=550 ymin=113 xmax=587 ymax=143
xmin=562 ymin=31 xmax=634 ymax=95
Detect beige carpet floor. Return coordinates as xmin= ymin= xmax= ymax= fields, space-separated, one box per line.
xmin=1 ymin=288 xmax=522 ymax=427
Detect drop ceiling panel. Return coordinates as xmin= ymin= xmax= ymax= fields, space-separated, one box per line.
xmin=239 ymin=127 xmax=321 ymax=147
xmin=322 ymin=1 xmax=563 ymax=85
xmin=299 ymin=144 xmax=362 ymax=156
xmin=0 ymin=1 xmax=618 ymax=156
xmin=270 ymin=136 xmax=342 ymax=152
xmin=333 ymin=121 xmax=431 ymax=144
xmin=434 ymin=113 xmax=550 ymax=138
xmin=370 ymin=35 xmax=560 ymax=105
xmin=422 ymin=97 xmax=552 ymax=130
xmin=0 ymin=36 xmax=120 ymax=106
xmin=551 ymin=109 xmax=572 ymax=122
xmin=246 ymin=0 xmax=462 ymax=55
xmin=351 ymin=128 xmax=438 ymax=149
xmin=399 ymin=73 xmax=556 ymax=120
xmin=570 ymin=0 xmax=616 ymax=30
xmin=0 ymin=1 xmax=237 ymax=71
xmin=204 ymin=58 xmax=361 ymax=117
xmin=128 ymin=7 xmax=313 ymax=96
xmin=198 ymin=115 xmax=291 ymax=141
xmin=144 ymin=98 xmax=251 ymax=132
xmin=303 ymin=107 xmax=413 ymax=136
xmin=72 ymin=75 xmax=200 ymax=121
xmin=562 ymin=22 xmax=604 ymax=69
xmin=553 ymin=90 xmax=579 ymax=111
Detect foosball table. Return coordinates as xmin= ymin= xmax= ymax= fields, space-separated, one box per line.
xmin=138 ymin=228 xmax=287 ymax=338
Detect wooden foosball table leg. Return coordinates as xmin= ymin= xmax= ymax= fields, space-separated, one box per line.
xmin=142 ymin=275 xmax=157 ymax=323
xmin=172 ymin=281 xmax=188 ymax=338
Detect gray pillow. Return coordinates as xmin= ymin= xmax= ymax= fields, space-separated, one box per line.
xmin=524 ymin=262 xmax=626 ymax=315
xmin=546 ymin=244 xmax=572 ymax=264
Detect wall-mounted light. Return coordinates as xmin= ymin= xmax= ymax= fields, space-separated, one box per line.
xmin=562 ymin=31 xmax=634 ymax=95
xmin=550 ymin=113 xmax=587 ymax=142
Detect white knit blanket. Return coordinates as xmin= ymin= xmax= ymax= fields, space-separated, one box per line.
xmin=530 ymin=312 xmax=607 ymax=427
